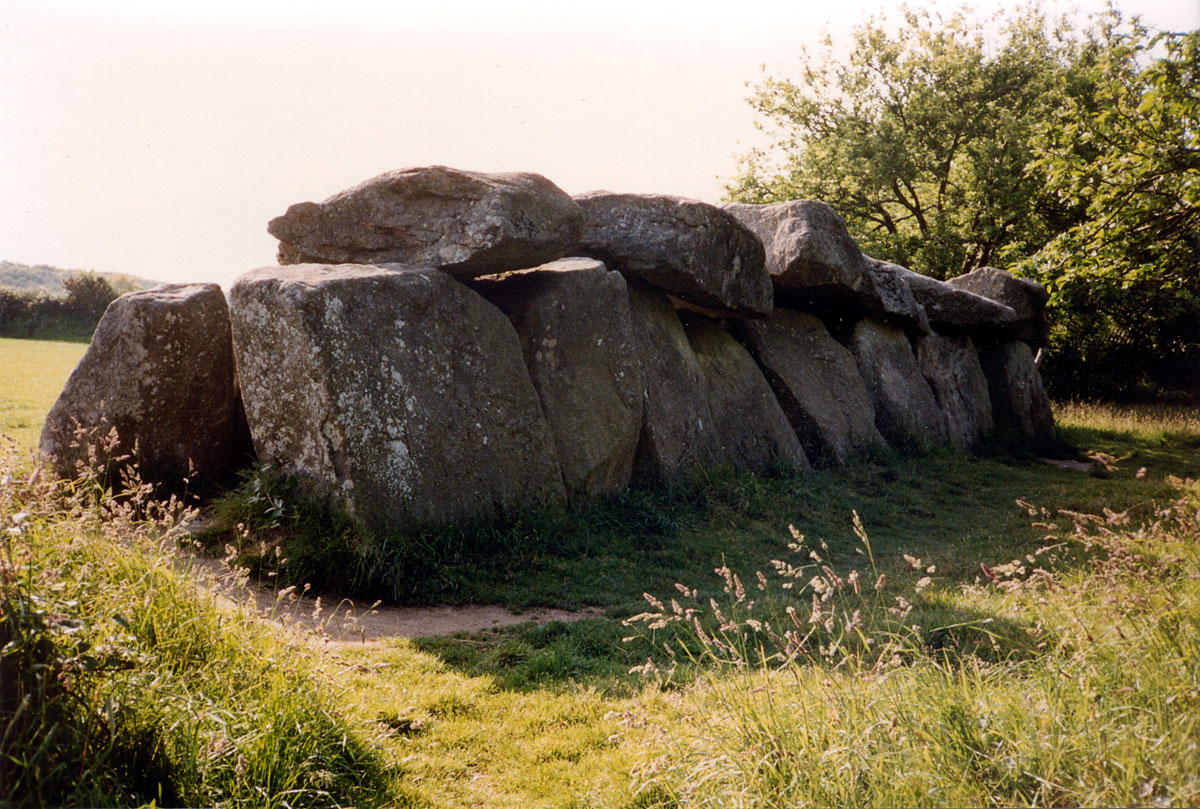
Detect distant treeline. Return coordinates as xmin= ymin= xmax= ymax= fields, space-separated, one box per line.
xmin=0 ymin=272 xmax=130 ymax=341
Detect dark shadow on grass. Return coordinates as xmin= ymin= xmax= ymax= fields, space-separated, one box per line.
xmin=188 ymin=425 xmax=1200 ymax=699
xmin=200 ymin=429 xmax=1196 ymax=612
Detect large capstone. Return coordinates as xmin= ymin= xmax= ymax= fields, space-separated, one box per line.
xmin=847 ymin=319 xmax=948 ymax=447
xmin=576 ymin=192 xmax=772 ymax=317
xmin=267 ymin=166 xmax=583 ymax=279
xmin=737 ymin=309 xmax=886 ymax=463
xmin=885 ymin=261 xmax=1017 ymax=332
xmin=684 ymin=316 xmax=808 ymax=473
xmin=39 ymin=283 xmax=240 ymax=491
xmin=469 ymin=258 xmax=645 ymax=502
xmin=722 ymin=200 xmax=866 ymax=308
xmin=915 ymin=332 xmax=994 ymax=449
xmin=858 ymin=258 xmax=931 ymax=336
xmin=626 ymin=281 xmax=723 ymax=484
xmin=948 ymin=266 xmax=1050 ymax=347
xmin=980 ymin=340 xmax=1057 ymax=449
xmin=229 ymin=264 xmax=566 ymax=534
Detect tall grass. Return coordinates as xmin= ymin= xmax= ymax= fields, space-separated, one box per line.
xmin=626 ymin=477 xmax=1200 ymax=807
xmin=1055 ymin=399 xmax=1200 ymax=441
xmin=0 ymin=443 xmax=396 ymax=807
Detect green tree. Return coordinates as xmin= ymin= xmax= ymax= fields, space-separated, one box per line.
xmin=728 ymin=3 xmax=1197 ymax=397
xmin=727 ymin=4 xmax=1091 ymax=278
xmin=62 ymin=271 xmax=118 ymax=320
xmin=1021 ymin=26 xmax=1200 ymax=396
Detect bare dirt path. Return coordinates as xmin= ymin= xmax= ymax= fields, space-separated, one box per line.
xmin=187 ymin=556 xmax=603 ymax=642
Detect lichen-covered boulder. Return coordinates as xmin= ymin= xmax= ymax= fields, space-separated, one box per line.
xmin=229 ymin=264 xmax=566 ymax=534
xmin=267 ymin=166 xmax=583 ymax=279
xmin=39 ymin=283 xmax=240 ymax=491
xmin=626 ymin=281 xmax=723 ymax=484
xmin=915 ymin=332 xmax=994 ymax=449
xmin=980 ymin=340 xmax=1057 ymax=449
xmin=887 ymin=261 xmax=1017 ymax=331
xmin=722 ymin=200 xmax=866 ymax=309
xmin=469 ymin=258 xmax=645 ymax=502
xmin=576 ymin=192 xmax=772 ymax=317
xmin=737 ymin=310 xmax=885 ymax=463
xmin=948 ymin=266 xmax=1050 ymax=347
xmin=847 ymin=319 xmax=948 ymax=447
xmin=684 ymin=316 xmax=808 ymax=472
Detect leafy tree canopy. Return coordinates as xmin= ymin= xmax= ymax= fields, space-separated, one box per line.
xmin=727 ymin=4 xmax=1199 ymax=396
xmin=726 ymin=3 xmax=1096 ymax=277
xmin=1022 ymin=25 xmax=1199 ymax=395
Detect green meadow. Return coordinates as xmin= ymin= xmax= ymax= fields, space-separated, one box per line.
xmin=2 ymin=335 xmax=1198 ymax=807
xmin=0 ymin=336 xmax=85 ymax=449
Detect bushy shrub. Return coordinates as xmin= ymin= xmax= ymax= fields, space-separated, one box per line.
xmin=0 ymin=271 xmax=119 ymax=340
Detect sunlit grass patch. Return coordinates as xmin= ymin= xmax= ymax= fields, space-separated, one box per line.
xmin=1055 ymin=399 xmax=1199 ymax=436
xmin=326 ymin=639 xmax=648 ymax=808
xmin=0 ymin=337 xmax=84 ymax=450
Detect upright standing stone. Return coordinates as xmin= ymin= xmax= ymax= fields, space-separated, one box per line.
xmin=980 ymin=340 xmax=1057 ymax=449
xmin=576 ymin=192 xmax=772 ymax=317
xmin=915 ymin=332 xmax=994 ymax=449
xmin=39 ymin=284 xmax=240 ymax=491
xmin=684 ymin=317 xmax=808 ymax=472
xmin=847 ymin=319 xmax=948 ymax=447
xmin=469 ymin=258 xmax=645 ymax=502
xmin=267 ymin=166 xmax=583 ymax=279
xmin=625 ymin=281 xmax=723 ymax=484
xmin=737 ymin=310 xmax=886 ymax=463
xmin=229 ymin=264 xmax=566 ymax=534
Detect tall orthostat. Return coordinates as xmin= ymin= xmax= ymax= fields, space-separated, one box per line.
xmin=228 ymin=263 xmax=567 ymax=534
xmin=39 ymin=283 xmax=242 ymax=492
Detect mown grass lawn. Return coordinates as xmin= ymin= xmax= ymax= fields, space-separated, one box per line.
xmin=2 ymin=335 xmax=1198 ymax=807
xmin=0 ymin=336 xmax=84 ymax=449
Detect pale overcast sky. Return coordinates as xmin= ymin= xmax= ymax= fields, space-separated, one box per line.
xmin=2 ymin=0 xmax=1197 ymax=290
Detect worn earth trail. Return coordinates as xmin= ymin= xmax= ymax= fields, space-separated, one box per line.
xmin=186 ymin=556 xmax=602 ymax=642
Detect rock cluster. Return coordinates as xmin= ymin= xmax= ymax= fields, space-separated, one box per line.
xmin=41 ymin=166 xmax=1056 ymax=534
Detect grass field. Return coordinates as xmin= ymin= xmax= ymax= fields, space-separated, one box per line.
xmin=0 ymin=336 xmax=84 ymax=448
xmin=2 ymin=336 xmax=1198 ymax=806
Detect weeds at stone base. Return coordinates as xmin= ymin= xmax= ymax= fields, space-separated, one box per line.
xmin=203 ymin=461 xmax=715 ymax=608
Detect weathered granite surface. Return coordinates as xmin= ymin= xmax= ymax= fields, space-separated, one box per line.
xmin=577 ymin=192 xmax=772 ymax=317
xmin=470 ymin=258 xmax=645 ymax=501
xmin=737 ymin=309 xmax=885 ymax=462
xmin=40 ymin=283 xmax=240 ymax=492
xmin=229 ymin=263 xmax=566 ymax=533
xmin=268 ymin=166 xmax=583 ymax=279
